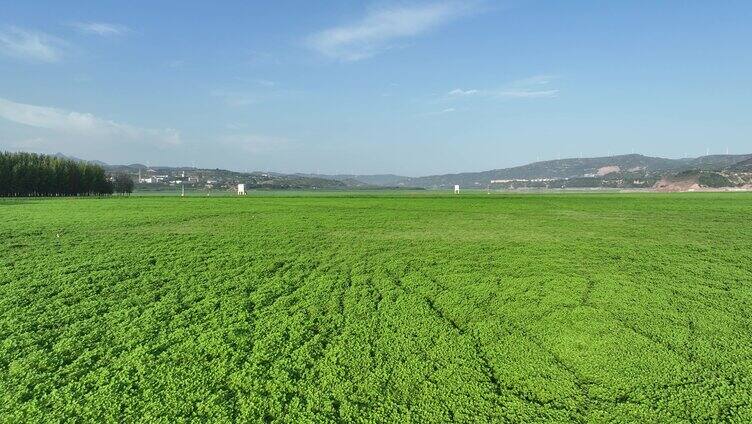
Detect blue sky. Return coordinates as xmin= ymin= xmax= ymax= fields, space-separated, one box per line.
xmin=0 ymin=1 xmax=750 ymax=175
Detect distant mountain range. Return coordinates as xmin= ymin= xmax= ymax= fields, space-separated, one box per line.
xmin=314 ymin=154 xmax=752 ymax=188
xmin=51 ymin=152 xmax=752 ymax=190
xmin=730 ymin=157 xmax=752 ymax=170
xmin=51 ymin=153 xmax=348 ymax=190
xmin=52 ymin=152 xmax=108 ymax=167
xmin=294 ymin=173 xmax=408 ymax=187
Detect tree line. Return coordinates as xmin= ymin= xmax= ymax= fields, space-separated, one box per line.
xmin=0 ymin=151 xmax=133 ymax=197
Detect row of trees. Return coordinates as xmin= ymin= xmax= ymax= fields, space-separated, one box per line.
xmin=0 ymin=151 xmax=133 ymax=197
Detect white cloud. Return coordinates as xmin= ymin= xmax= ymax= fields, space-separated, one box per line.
xmin=0 ymin=97 xmax=180 ymax=147
xmin=448 ymin=75 xmax=560 ymax=99
xmin=307 ymin=2 xmax=476 ymax=61
xmin=0 ymin=27 xmax=66 ymax=62
xmin=70 ymin=22 xmax=130 ymax=37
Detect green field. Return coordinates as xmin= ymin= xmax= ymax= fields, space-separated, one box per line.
xmin=2 ymin=193 xmax=751 ymax=422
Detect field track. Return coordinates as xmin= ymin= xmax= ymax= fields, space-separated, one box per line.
xmin=2 ymin=193 xmax=752 ymax=422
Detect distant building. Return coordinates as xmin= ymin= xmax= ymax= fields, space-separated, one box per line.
xmin=237 ymin=184 xmax=246 ymax=195
xmin=454 ymin=184 xmax=460 ymax=194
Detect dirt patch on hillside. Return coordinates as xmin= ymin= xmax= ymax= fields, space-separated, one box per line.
xmin=597 ymin=166 xmax=621 ymax=176
xmin=653 ymin=178 xmax=702 ymax=192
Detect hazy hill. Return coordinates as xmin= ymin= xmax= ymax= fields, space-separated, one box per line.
xmin=371 ymin=154 xmax=752 ymax=188
xmin=730 ymin=157 xmax=752 ymax=170
xmin=45 ymin=151 xmax=752 ymax=190
xmin=688 ymin=154 xmax=752 ymax=169
xmin=296 ymin=173 xmax=408 ymax=187
xmin=53 ymin=152 xmax=108 ymax=167
xmin=48 ymin=154 xmax=346 ymax=190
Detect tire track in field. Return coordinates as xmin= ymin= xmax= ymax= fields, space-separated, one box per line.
xmin=602 ymin=309 xmax=752 ymax=415
xmin=406 ymin=267 xmax=597 ymax=418
xmin=247 ymin=238 xmax=340 ymax=313
xmin=409 ymin=268 xmax=747 ymax=421
xmin=604 ymin=310 xmax=695 ymax=365
xmin=484 ymin=289 xmax=747 ymax=421
xmin=223 ymin=246 xmax=351 ymax=420
xmin=302 ymin=264 xmax=356 ymax=422
xmin=382 ymin=267 xmax=577 ymax=418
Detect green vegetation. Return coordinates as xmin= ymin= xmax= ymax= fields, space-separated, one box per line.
xmin=113 ymin=173 xmax=135 ymax=195
xmin=0 ymin=152 xmax=112 ymax=197
xmin=2 ymin=193 xmax=751 ymax=422
xmin=698 ymin=172 xmax=733 ymax=188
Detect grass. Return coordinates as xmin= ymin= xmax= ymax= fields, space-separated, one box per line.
xmin=2 ymin=192 xmax=751 ymax=422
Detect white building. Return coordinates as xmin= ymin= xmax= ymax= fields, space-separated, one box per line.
xmin=237 ymin=184 xmax=246 ymax=195
xmin=454 ymin=184 xmax=460 ymax=194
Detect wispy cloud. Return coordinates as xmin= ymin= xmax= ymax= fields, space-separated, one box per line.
xmin=448 ymin=89 xmax=479 ymax=96
xmin=417 ymin=107 xmax=458 ymax=117
xmin=494 ymin=89 xmax=559 ymax=99
xmin=211 ymin=80 xmax=288 ymax=107
xmin=448 ymin=75 xmax=560 ymax=99
xmin=167 ymin=59 xmax=185 ymax=68
xmin=210 ymin=89 xmax=258 ymax=107
xmin=0 ymin=97 xmax=180 ymax=147
xmin=0 ymin=26 xmax=66 ymax=62
xmin=70 ymin=22 xmax=130 ymax=37
xmin=8 ymin=137 xmax=46 ymax=150
xmin=253 ymin=79 xmax=277 ymax=87
xmin=220 ymin=134 xmax=291 ymax=154
xmin=307 ymin=1 xmax=477 ymax=61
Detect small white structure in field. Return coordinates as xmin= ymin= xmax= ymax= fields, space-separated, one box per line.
xmin=237 ymin=184 xmax=246 ymax=195
xmin=454 ymin=184 xmax=460 ymax=194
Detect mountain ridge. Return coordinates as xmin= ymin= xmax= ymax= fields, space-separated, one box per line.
xmin=337 ymin=153 xmax=752 ymax=188
xmin=45 ymin=152 xmax=752 ymax=190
